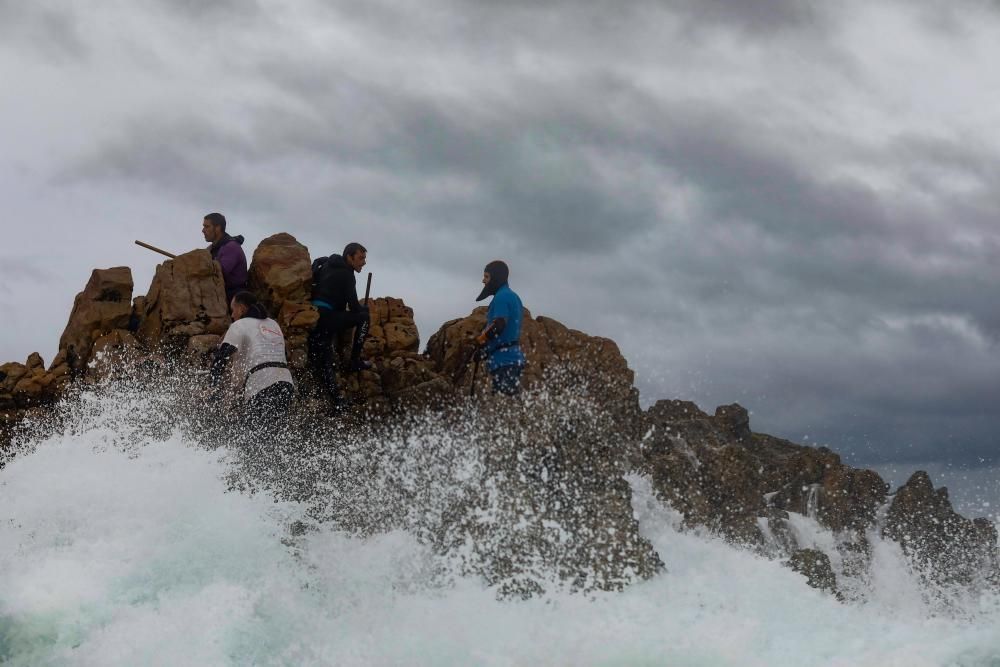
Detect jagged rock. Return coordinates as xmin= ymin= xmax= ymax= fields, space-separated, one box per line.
xmin=26 ymin=353 xmax=44 ymax=371
xmin=883 ymin=471 xmax=999 ymax=586
xmin=0 ymin=410 xmax=15 ymax=454
xmin=335 ymin=298 xmax=427 ymax=404
xmin=434 ymin=398 xmax=664 ymax=597
xmin=380 ymin=351 xmax=445 ymax=395
xmin=640 ymin=400 xmax=766 ymax=543
xmin=0 ymin=363 xmax=29 ymax=395
xmin=248 ymin=233 xmax=318 ymax=370
xmin=714 ymin=404 xmax=751 ymax=443
xmin=788 ymin=548 xmax=839 ymax=596
xmin=387 ymin=376 xmax=454 ymax=413
xmin=365 ymin=298 xmax=419 ymax=355
xmin=13 ymin=372 xmax=55 ymax=408
xmin=130 ymin=295 xmax=147 ymax=334
xmin=87 ymin=330 xmax=139 ymax=380
xmin=426 ymin=309 xmax=640 ymax=422
xmin=639 ymin=400 xmax=889 ymax=546
xmin=755 ymin=437 xmax=888 ymax=533
xmin=46 ymin=350 xmax=72 ymax=394
xmin=248 ymin=233 xmax=312 ymax=312
xmin=0 ymin=356 xmax=59 ymax=409
xmin=187 ymin=334 xmax=222 ymax=357
xmin=816 ymin=466 xmax=888 ymax=532
xmin=137 ymin=250 xmax=230 ymax=351
xmin=58 ymin=267 xmax=133 ymax=372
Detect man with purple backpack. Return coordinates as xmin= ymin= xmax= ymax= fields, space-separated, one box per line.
xmin=202 ymin=212 xmax=248 ymax=301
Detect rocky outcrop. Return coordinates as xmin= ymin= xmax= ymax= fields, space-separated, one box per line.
xmin=426 ymin=308 xmax=640 ymax=422
xmin=787 ymin=548 xmax=839 ymax=596
xmin=754 ymin=435 xmax=888 ymax=533
xmin=137 ymin=250 xmax=230 ymax=351
xmin=420 ymin=397 xmax=664 ymax=597
xmin=247 ymin=233 xmax=317 ymax=370
xmin=1 ymin=354 xmax=60 ymax=410
xmin=2 ymin=231 xmax=996 ymax=599
xmin=57 ymin=266 xmax=133 ymax=374
xmin=638 ymin=400 xmax=889 ymax=547
xmin=883 ymin=471 xmax=999 ymax=586
xmin=639 ymin=401 xmax=768 ymax=543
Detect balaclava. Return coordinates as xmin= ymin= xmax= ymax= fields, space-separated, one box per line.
xmin=476 ymin=260 xmax=509 ymax=302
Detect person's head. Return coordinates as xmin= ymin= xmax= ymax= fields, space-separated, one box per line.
xmin=343 ymin=242 xmax=367 ymax=273
xmin=202 ymin=212 xmax=227 ymax=243
xmin=230 ymin=291 xmax=261 ymax=320
xmin=476 ymin=260 xmax=510 ymax=301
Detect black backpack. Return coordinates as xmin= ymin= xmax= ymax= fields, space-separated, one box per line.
xmin=311 ymin=256 xmax=329 ymax=286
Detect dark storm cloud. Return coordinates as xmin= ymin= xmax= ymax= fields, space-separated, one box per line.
xmin=434 ymin=0 xmax=833 ymax=38
xmin=662 ymin=0 xmax=828 ymax=33
xmin=62 ymin=72 xmax=664 ymax=254
xmin=0 ymin=1 xmax=86 ymax=60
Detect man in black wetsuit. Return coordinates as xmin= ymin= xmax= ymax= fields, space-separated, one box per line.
xmin=307 ymin=242 xmax=371 ymax=404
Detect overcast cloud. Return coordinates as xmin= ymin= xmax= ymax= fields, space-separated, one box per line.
xmin=2 ymin=0 xmax=1000 ymax=474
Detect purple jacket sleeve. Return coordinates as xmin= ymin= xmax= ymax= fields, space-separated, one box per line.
xmin=215 ymin=242 xmax=248 ymax=289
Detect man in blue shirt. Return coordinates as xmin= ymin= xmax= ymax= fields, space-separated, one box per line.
xmin=475 ymin=260 xmax=526 ymax=396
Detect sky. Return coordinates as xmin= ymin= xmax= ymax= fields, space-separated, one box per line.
xmin=2 ymin=0 xmax=1000 ymax=478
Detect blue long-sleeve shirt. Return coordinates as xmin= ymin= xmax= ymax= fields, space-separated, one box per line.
xmin=485 ymin=284 xmax=526 ymax=372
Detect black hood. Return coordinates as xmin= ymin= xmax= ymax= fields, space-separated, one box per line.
xmin=210 ymin=233 xmax=244 ymax=254
xmin=476 ymin=260 xmax=509 ymax=302
xmin=245 ymin=302 xmax=268 ymax=319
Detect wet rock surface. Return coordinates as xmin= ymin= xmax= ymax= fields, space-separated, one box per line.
xmin=247 ymin=233 xmax=317 ymax=371
xmin=58 ymin=266 xmax=134 ymax=374
xmin=883 ymin=471 xmax=999 ymax=587
xmin=637 ymin=400 xmax=893 ymax=548
xmin=788 ymin=548 xmax=839 ymax=596
xmin=137 ymin=249 xmax=231 ymax=351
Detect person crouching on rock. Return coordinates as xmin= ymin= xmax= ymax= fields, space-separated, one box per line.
xmin=307 ymin=242 xmax=371 ymax=406
xmin=202 ymin=212 xmax=248 ymax=302
xmin=209 ymin=291 xmax=295 ymax=428
xmin=475 ymin=260 xmax=526 ymax=396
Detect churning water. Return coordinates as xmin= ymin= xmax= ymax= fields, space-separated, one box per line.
xmin=1 ymin=379 xmax=999 ymax=666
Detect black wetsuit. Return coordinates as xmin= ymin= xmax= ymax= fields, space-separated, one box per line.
xmin=307 ymin=254 xmax=370 ymax=399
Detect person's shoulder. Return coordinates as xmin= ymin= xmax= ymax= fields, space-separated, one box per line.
xmin=498 ymin=285 xmax=520 ymax=303
xmin=229 ymin=317 xmax=255 ymax=333
xmin=262 ymin=318 xmax=284 ymax=333
xmin=223 ymin=317 xmax=251 ymax=344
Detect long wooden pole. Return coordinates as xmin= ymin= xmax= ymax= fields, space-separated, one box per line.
xmin=135 ymin=240 xmax=177 ymax=259
xmin=348 ymin=272 xmax=375 ymax=375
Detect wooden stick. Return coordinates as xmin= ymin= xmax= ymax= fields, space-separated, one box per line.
xmin=348 ymin=272 xmax=375 ymax=375
xmin=470 ymin=356 xmax=480 ymax=398
xmin=135 ymin=240 xmax=177 ymax=259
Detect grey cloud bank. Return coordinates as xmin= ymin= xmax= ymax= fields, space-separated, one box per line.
xmin=1 ymin=0 xmax=999 ymax=474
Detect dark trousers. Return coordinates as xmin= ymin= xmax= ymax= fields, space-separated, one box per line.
xmin=490 ymin=365 xmax=523 ymax=396
xmin=307 ymin=307 xmax=369 ymax=398
xmin=244 ymin=381 xmax=294 ymax=429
